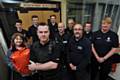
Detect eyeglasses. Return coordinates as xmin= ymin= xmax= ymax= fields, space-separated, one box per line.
xmin=74 ymin=28 xmax=83 ymax=31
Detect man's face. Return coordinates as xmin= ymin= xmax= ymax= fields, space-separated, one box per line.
xmin=101 ymin=22 xmax=111 ymax=31
xmin=37 ymin=25 xmax=50 ymax=43
xmin=84 ymin=23 xmax=92 ymax=32
xmin=73 ymin=24 xmax=83 ymax=38
xmin=32 ymin=17 xmax=39 ymax=26
xmin=68 ymin=20 xmax=75 ymax=29
xmin=15 ymin=22 xmax=22 ymax=29
xmin=50 ymin=16 xmax=56 ymax=23
xmin=58 ymin=23 xmax=65 ymax=33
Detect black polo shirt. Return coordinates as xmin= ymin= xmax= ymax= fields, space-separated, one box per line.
xmin=30 ymin=40 xmax=61 ymax=63
xmin=30 ymin=40 xmax=61 ymax=80
xmin=92 ymin=30 xmax=119 ymax=57
xmin=67 ymin=36 xmax=91 ymax=70
xmin=54 ymin=32 xmax=70 ymax=66
xmin=54 ymin=32 xmax=70 ymax=51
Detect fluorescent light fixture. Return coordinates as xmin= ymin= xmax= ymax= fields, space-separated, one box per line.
xmin=2 ymin=0 xmax=24 ymax=3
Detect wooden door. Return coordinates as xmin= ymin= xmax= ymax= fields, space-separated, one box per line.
xmin=17 ymin=10 xmax=60 ymax=30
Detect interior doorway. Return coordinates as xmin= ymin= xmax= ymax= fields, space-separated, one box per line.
xmin=17 ymin=10 xmax=60 ymax=30
xmin=17 ymin=2 xmax=61 ymax=30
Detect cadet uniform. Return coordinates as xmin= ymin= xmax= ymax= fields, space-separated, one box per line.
xmin=54 ymin=32 xmax=70 ymax=80
xmin=30 ymin=40 xmax=61 ymax=80
xmin=67 ymin=36 xmax=91 ymax=80
xmin=91 ymin=30 xmax=119 ymax=80
xmin=54 ymin=32 xmax=70 ymax=63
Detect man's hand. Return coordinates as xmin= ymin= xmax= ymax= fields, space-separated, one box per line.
xmin=69 ymin=63 xmax=76 ymax=70
xmin=28 ymin=61 xmax=37 ymax=71
xmin=96 ymin=57 xmax=105 ymax=63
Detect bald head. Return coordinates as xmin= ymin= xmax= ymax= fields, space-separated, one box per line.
xmin=68 ymin=19 xmax=75 ymax=23
xmin=68 ymin=19 xmax=75 ymax=29
xmin=73 ymin=24 xmax=83 ymax=39
xmin=58 ymin=22 xmax=65 ymax=27
xmin=58 ymin=22 xmax=65 ymax=33
xmin=73 ymin=24 xmax=83 ymax=31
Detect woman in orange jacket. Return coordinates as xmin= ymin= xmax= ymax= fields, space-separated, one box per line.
xmin=6 ymin=33 xmax=31 ymax=80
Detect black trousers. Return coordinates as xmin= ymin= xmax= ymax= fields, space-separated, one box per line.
xmin=31 ymin=71 xmax=62 ymax=80
xmin=69 ymin=68 xmax=90 ymax=80
xmin=60 ymin=66 xmax=71 ymax=80
xmin=11 ymin=70 xmax=32 ymax=80
xmin=91 ymin=57 xmax=112 ymax=80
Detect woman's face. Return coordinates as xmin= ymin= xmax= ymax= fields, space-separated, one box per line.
xmin=101 ymin=22 xmax=111 ymax=32
xmin=14 ymin=36 xmax=23 ymax=46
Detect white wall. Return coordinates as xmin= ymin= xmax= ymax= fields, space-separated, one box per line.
xmin=117 ymin=25 xmax=120 ymax=43
xmin=0 ymin=28 xmax=8 ymax=54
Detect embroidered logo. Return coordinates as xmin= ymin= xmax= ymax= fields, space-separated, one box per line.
xmin=106 ymin=37 xmax=111 ymax=42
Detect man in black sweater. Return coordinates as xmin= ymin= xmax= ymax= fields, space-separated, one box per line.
xmin=11 ymin=19 xmax=28 ymax=43
xmin=48 ymin=15 xmax=58 ymax=40
xmin=27 ymin=15 xmax=39 ymax=44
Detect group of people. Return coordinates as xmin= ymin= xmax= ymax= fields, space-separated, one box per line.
xmin=6 ymin=15 xmax=119 ymax=80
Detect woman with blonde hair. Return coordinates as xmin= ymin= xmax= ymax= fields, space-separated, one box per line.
xmin=91 ymin=17 xmax=119 ymax=80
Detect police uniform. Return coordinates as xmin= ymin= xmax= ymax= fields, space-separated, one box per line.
xmin=54 ymin=32 xmax=70 ymax=80
xmin=30 ymin=40 xmax=61 ymax=80
xmin=54 ymin=32 xmax=70 ymax=52
xmin=91 ymin=30 xmax=119 ymax=80
xmin=67 ymin=36 xmax=91 ymax=80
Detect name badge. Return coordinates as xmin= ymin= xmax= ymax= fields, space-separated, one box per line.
xmin=77 ymin=46 xmax=83 ymax=50
xmin=96 ymin=37 xmax=101 ymax=40
xmin=63 ymin=41 xmax=68 ymax=44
